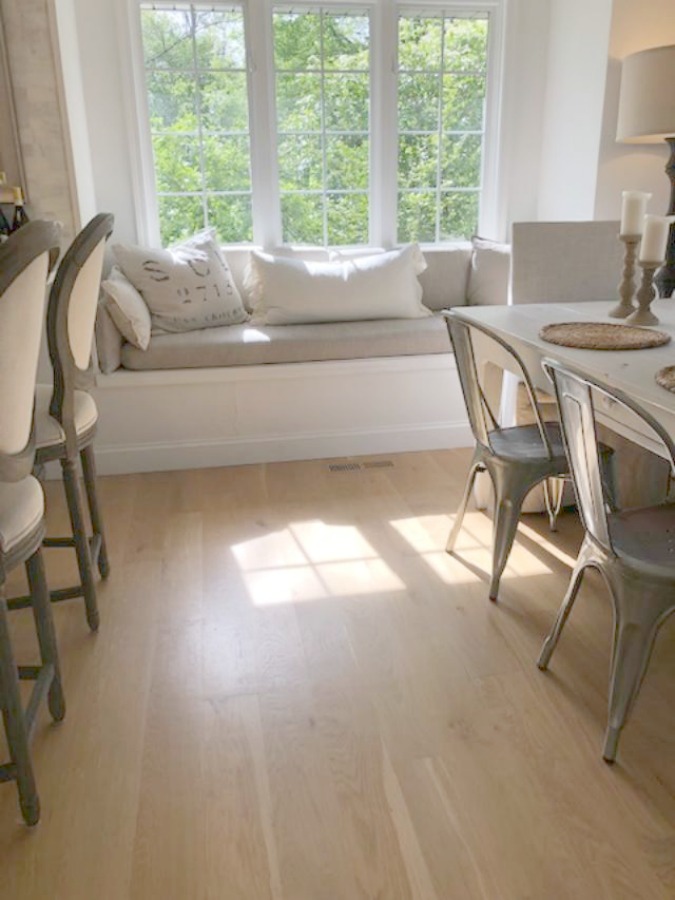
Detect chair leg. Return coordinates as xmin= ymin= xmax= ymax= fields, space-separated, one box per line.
xmin=26 ymin=550 xmax=65 ymax=722
xmin=602 ymin=586 xmax=664 ymax=763
xmin=537 ymin=540 xmax=593 ymax=670
xmin=80 ymin=444 xmax=109 ymax=579
xmin=61 ymin=456 xmax=99 ymax=632
xmin=446 ymin=455 xmax=484 ymax=553
xmin=488 ymin=470 xmax=530 ymax=601
xmin=0 ymin=591 xmax=40 ymax=826
xmin=543 ymin=476 xmax=566 ymax=532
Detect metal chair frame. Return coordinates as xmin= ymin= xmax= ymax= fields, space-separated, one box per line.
xmin=538 ymin=359 xmax=675 ymax=762
xmin=443 ymin=312 xmax=571 ymax=600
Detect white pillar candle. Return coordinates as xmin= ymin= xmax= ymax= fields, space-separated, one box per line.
xmin=620 ymin=190 xmax=651 ymax=235
xmin=639 ymin=215 xmax=675 ymax=262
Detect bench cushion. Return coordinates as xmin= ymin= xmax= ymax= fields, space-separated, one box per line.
xmin=120 ymin=315 xmax=451 ymax=370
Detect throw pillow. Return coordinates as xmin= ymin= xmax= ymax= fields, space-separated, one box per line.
xmin=467 ymin=236 xmax=511 ymax=307
xmin=101 ymin=266 xmax=152 ymax=350
xmin=245 ymin=243 xmax=430 ymax=325
xmin=113 ymin=231 xmax=248 ymax=333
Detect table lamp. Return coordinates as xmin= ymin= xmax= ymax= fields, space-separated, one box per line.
xmin=616 ymin=44 xmax=675 ymax=298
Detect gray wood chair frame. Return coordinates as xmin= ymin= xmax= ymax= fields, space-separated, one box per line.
xmin=0 ymin=221 xmax=65 ymax=826
xmin=538 ymin=359 xmax=675 ymax=763
xmin=443 ymin=311 xmax=571 ymax=600
xmin=16 ymin=213 xmax=114 ymax=632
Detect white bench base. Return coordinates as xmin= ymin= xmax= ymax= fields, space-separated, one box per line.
xmin=91 ymin=354 xmax=471 ymax=475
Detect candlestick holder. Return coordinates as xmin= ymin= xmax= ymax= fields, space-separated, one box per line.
xmin=609 ymin=234 xmax=640 ymax=318
xmin=626 ymin=261 xmax=661 ymax=326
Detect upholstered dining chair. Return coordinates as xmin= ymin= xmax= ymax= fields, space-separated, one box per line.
xmin=0 ymin=220 xmax=66 ymax=825
xmin=443 ymin=312 xmax=570 ymax=600
xmin=538 ymin=359 xmax=675 ymax=763
xmin=33 ymin=213 xmax=114 ymax=632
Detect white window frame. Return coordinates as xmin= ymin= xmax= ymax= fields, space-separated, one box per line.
xmin=121 ymin=0 xmax=505 ymax=249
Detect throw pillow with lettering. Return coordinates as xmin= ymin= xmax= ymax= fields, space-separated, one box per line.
xmin=113 ymin=230 xmax=248 ymax=333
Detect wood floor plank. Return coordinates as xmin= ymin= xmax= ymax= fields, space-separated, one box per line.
xmin=1 ymin=450 xmax=674 ymax=899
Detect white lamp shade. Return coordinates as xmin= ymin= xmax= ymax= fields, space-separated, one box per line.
xmin=616 ymin=44 xmax=675 ymax=143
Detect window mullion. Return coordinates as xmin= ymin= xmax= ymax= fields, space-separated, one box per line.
xmin=247 ymin=0 xmax=282 ymax=247
xmin=370 ymin=0 xmax=398 ymax=248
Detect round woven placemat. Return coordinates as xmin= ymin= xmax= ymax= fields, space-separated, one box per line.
xmin=656 ymin=366 xmax=675 ymax=393
xmin=539 ymin=322 xmax=671 ymax=351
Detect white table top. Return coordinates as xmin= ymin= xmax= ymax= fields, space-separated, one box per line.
xmin=451 ymin=299 xmax=675 ymax=453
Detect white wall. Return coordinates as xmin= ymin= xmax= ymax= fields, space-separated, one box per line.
xmin=595 ymin=0 xmax=675 ymax=220
xmin=536 ymin=0 xmax=612 ymax=220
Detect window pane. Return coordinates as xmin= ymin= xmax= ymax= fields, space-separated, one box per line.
xmin=398 ymin=191 xmax=437 ymax=243
xmin=444 ymin=17 xmax=488 ymax=72
xmin=398 ymin=135 xmax=439 ymax=190
xmin=142 ymin=9 xmax=195 ymax=69
xmin=274 ymin=11 xmax=322 ymax=70
xmin=157 ymin=194 xmax=204 ymax=246
xmin=398 ymin=16 xmax=442 ymax=71
xmin=200 ymin=73 xmax=249 ymax=132
xmin=327 ymin=193 xmax=368 ymax=245
xmin=324 ymin=74 xmax=369 ymax=132
xmin=441 ymin=134 xmax=482 ymax=188
xmin=281 ymin=194 xmax=323 ymax=244
xmin=440 ymin=191 xmax=479 ymax=240
xmin=140 ymin=4 xmax=253 ymax=245
xmin=398 ymin=74 xmax=439 ymax=132
xmin=208 ymin=195 xmax=253 ymax=243
xmin=152 ymin=135 xmax=202 ymax=192
xmin=276 ymin=74 xmax=322 ymax=132
xmin=278 ymin=135 xmax=323 ymax=190
xmin=326 ymin=136 xmax=368 ymax=191
xmin=274 ymin=7 xmax=370 ymax=245
xmin=323 ymin=14 xmax=369 ymax=70
xmin=397 ymin=11 xmax=489 ymax=242
xmin=443 ymin=75 xmax=486 ymax=131
xmin=203 ymin=136 xmax=251 ymax=191
xmin=146 ymin=71 xmax=197 ymax=130
xmin=194 ymin=9 xmax=246 ymax=69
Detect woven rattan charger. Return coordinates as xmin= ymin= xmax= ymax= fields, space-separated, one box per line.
xmin=540 ymin=321 xmax=671 ymax=351
xmin=656 ymin=366 xmax=675 ymax=393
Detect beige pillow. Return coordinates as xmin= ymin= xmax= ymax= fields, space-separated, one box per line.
xmin=101 ymin=267 xmax=152 ymax=350
xmin=114 ymin=231 xmax=248 ymax=333
xmin=467 ymin=236 xmax=511 ymax=306
xmin=245 ymin=244 xmax=430 ymax=325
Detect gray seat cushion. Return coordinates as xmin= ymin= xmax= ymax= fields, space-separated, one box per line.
xmin=120 ymin=315 xmax=452 ymax=370
xmin=0 ymin=477 xmax=43 ymax=555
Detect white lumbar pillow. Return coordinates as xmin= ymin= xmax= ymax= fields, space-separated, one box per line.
xmin=101 ymin=266 xmax=152 ymax=350
xmin=246 ymin=243 xmax=430 ymax=325
xmin=113 ymin=230 xmax=248 ymax=333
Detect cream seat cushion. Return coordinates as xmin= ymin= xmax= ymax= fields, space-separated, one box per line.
xmin=34 ymin=384 xmax=98 ymax=449
xmin=0 ymin=476 xmax=43 ymax=554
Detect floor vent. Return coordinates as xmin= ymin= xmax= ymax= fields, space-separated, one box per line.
xmin=363 ymin=460 xmax=394 ymax=469
xmin=328 ymin=463 xmax=362 ymax=472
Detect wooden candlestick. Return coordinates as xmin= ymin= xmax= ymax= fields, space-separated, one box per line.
xmin=627 ymin=262 xmax=660 ymax=326
xmin=609 ymin=234 xmax=640 ymax=318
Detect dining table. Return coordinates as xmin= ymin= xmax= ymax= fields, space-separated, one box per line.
xmin=450 ymin=297 xmax=675 ymax=460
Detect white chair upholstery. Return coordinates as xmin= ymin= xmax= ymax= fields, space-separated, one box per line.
xmin=34 ymin=384 xmax=98 ymax=450
xmin=0 ymin=478 xmax=44 ymax=555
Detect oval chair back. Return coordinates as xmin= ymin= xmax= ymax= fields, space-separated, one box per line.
xmin=0 ymin=221 xmax=61 ymax=478
xmin=47 ymin=213 xmax=114 ymax=453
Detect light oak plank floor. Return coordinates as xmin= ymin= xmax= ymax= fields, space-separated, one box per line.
xmin=1 ymin=449 xmax=674 ymax=899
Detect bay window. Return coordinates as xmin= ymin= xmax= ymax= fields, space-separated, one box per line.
xmin=134 ymin=0 xmax=502 ymax=247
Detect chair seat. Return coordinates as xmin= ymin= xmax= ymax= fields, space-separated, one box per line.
xmin=609 ymin=504 xmax=675 ymax=571
xmin=34 ymin=384 xmax=98 ymax=450
xmin=488 ymin=423 xmax=568 ymax=464
xmin=0 ymin=477 xmax=44 ymax=555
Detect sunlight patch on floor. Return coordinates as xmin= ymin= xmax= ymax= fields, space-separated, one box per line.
xmin=233 ymin=520 xmax=405 ymax=606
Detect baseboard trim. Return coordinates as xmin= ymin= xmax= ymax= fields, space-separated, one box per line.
xmin=94 ymin=422 xmax=473 ymax=475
